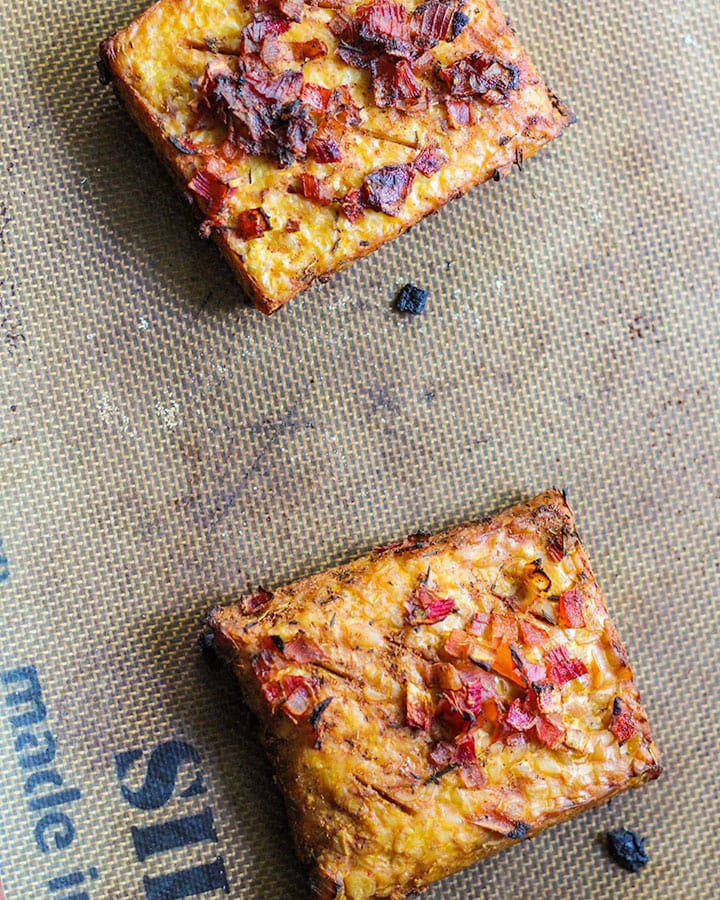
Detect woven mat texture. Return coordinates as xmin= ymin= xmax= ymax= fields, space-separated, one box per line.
xmin=1 ymin=0 xmax=718 ymax=897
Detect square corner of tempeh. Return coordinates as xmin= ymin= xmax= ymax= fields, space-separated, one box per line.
xmin=208 ymin=489 xmax=661 ymax=900
xmin=100 ymin=0 xmax=573 ymax=313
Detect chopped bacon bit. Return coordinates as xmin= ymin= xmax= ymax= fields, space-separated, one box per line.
xmin=518 ymin=618 xmax=547 ymax=647
xmin=282 ymin=674 xmax=319 ymax=722
xmin=445 ymin=97 xmax=472 ymax=127
xmin=505 ymin=697 xmax=536 ymax=732
xmin=298 ymin=173 xmax=335 ymax=206
xmin=530 ymin=680 xmax=561 ymax=715
xmin=559 ymin=587 xmax=586 ymax=628
xmin=410 ymin=0 xmax=456 ymax=49
xmin=428 ymin=741 xmax=453 ymax=767
xmin=300 ymin=82 xmax=332 ymax=112
xmin=432 ymin=662 xmax=463 ymax=691
xmin=438 ymin=53 xmax=520 ymax=102
xmin=357 ymin=2 xmax=411 ymax=43
xmin=545 ymin=645 xmax=588 ymax=685
xmin=535 ymin=715 xmax=565 ymax=748
xmin=464 ymin=675 xmax=496 ymax=716
xmin=328 ymin=10 xmax=356 ymax=38
xmin=609 ymin=697 xmax=637 ymax=744
xmin=452 ymin=733 xmax=476 ymax=765
xmin=406 ymin=584 xmax=455 ymax=625
xmin=443 ymin=628 xmax=471 ymax=658
xmin=468 ymin=613 xmax=489 ymax=637
xmin=283 ymin=634 xmax=326 ymax=663
xmin=188 ymin=168 xmax=234 ymax=218
xmin=285 ymin=218 xmax=300 ymax=233
xmin=278 ymin=0 xmax=305 ymax=21
xmin=370 ymin=56 xmax=424 ymax=109
xmin=241 ymin=587 xmax=273 ymax=614
xmin=309 ymin=129 xmax=343 ymax=163
xmin=547 ymin=529 xmax=567 ymax=561
xmin=261 ymin=679 xmax=285 ymax=709
xmin=340 ymin=187 xmax=364 ymax=223
xmin=406 ymin=681 xmax=434 ymax=731
xmin=251 ymin=635 xmax=286 ymax=680
xmin=235 ymin=207 xmax=271 ymax=240
xmin=360 ymin=164 xmax=414 ymax=216
xmin=489 ymin=610 xmax=519 ymax=647
xmin=291 ymin=38 xmax=328 ymax=61
xmin=459 ymin=761 xmax=487 ymax=788
xmin=413 ymin=143 xmax=448 ymax=176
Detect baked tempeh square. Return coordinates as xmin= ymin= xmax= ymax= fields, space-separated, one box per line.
xmin=100 ymin=0 xmax=572 ymax=312
xmin=208 ymin=490 xmax=661 ymax=899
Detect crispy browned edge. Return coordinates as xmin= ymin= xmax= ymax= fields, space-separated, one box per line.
xmin=98 ymin=5 xmax=573 ymax=315
xmin=208 ymin=489 xmax=661 ymax=898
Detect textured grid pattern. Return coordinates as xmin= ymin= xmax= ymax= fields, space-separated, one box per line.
xmin=0 ymin=0 xmax=718 ymax=898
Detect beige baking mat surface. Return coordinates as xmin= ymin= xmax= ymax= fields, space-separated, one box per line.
xmin=1 ymin=0 xmax=718 ymax=897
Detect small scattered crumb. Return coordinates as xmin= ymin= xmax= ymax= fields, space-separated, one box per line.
xmin=606 ymin=828 xmax=649 ymax=872
xmin=395 ymin=283 xmax=429 ymax=315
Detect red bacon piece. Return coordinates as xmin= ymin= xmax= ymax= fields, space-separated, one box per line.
xmin=300 ymin=82 xmax=332 ymax=112
xmin=370 ymin=56 xmax=424 ymax=109
xmin=559 ymin=587 xmax=586 ymax=628
xmin=438 ymin=52 xmax=520 ymax=101
xmin=545 ymin=645 xmax=588 ymax=685
xmin=413 ymin=143 xmax=448 ymax=176
xmin=278 ymin=0 xmax=305 ymax=21
xmin=290 ymin=38 xmax=328 ymax=61
xmin=505 ymin=697 xmax=536 ymax=732
xmin=406 ymin=584 xmax=455 ymax=625
xmin=410 ymin=0 xmax=456 ymax=48
xmin=241 ymin=587 xmax=273 ymax=614
xmin=406 ymin=681 xmax=434 ymax=731
xmin=340 ymin=188 xmax=364 ymax=223
xmin=357 ymin=2 xmax=410 ymax=43
xmin=468 ymin=613 xmax=489 ymax=636
xmin=518 ymin=618 xmax=547 ymax=647
xmin=609 ymin=697 xmax=637 ymax=744
xmin=281 ymin=674 xmax=319 ymax=722
xmin=445 ymin=97 xmax=472 ymax=127
xmin=489 ymin=610 xmax=518 ymax=647
xmin=283 ymin=634 xmax=327 ymax=663
xmin=534 ymin=715 xmax=565 ymax=748
xmin=360 ymin=164 xmax=415 ymax=216
xmin=235 ymin=207 xmax=271 ymax=240
xmin=298 ymin=173 xmax=335 ymax=206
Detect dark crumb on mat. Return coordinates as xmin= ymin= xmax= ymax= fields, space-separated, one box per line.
xmin=199 ymin=630 xmax=223 ymax=670
xmin=395 ymin=283 xmax=429 ymax=314
xmin=606 ymin=828 xmax=649 ymax=872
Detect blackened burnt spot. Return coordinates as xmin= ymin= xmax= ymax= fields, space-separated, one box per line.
xmin=450 ymin=10 xmax=470 ymax=40
xmin=606 ymin=828 xmax=649 ymax=872
xmin=508 ymin=821 xmax=530 ymax=839
xmin=395 ymin=282 xmax=429 ymax=314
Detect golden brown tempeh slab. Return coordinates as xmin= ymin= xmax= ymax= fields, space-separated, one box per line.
xmin=100 ymin=0 xmax=572 ymax=312
xmin=208 ymin=490 xmax=661 ymax=899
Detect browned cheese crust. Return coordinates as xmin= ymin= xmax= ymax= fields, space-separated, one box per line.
xmin=209 ymin=490 xmax=661 ymax=898
xmin=100 ymin=0 xmax=573 ymax=312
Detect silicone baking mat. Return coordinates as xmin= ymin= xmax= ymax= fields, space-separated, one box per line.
xmin=1 ymin=0 xmax=718 ymax=897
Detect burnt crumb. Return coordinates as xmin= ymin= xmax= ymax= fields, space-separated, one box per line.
xmin=450 ymin=10 xmax=470 ymax=40
xmin=508 ymin=821 xmax=530 ymax=839
xmin=198 ymin=630 xmax=223 ymax=670
xmin=309 ymin=696 xmax=333 ymax=728
xmin=270 ymin=634 xmax=285 ymax=654
xmin=606 ymin=828 xmax=649 ymax=873
xmin=97 ymin=57 xmax=111 ymax=85
xmin=395 ymin=282 xmax=429 ymax=314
